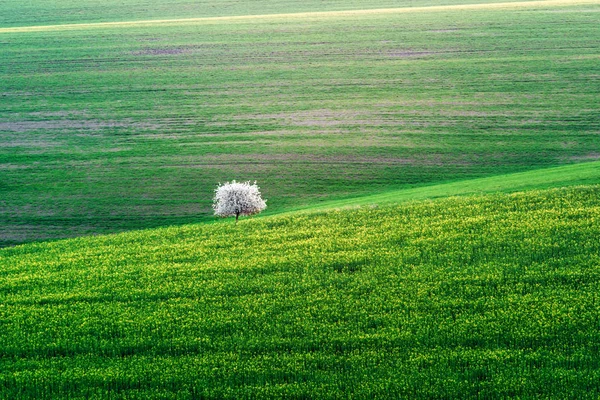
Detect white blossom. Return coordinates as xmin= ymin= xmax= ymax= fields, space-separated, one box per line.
xmin=213 ymin=181 xmax=267 ymax=222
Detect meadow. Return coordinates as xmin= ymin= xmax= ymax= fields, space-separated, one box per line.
xmin=2 ymin=0 xmax=599 ymax=246
xmin=2 ymin=0 xmax=600 ymax=397
xmin=1 ymin=186 xmax=600 ymax=398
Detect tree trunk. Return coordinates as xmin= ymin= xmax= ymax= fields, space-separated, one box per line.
xmin=235 ymin=212 xmax=239 ymax=224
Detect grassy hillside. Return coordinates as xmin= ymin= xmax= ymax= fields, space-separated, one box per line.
xmin=1 ymin=185 xmax=600 ymax=398
xmin=283 ymin=160 xmax=600 ymax=213
xmin=1 ymin=1 xmax=599 ymax=246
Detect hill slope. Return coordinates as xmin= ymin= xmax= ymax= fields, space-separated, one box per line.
xmin=2 ymin=185 xmax=599 ymax=398
xmin=2 ymin=0 xmax=599 ymax=246
xmin=282 ymin=160 xmax=600 ymax=213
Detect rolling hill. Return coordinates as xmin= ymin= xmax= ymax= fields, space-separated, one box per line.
xmin=1 ymin=183 xmax=599 ymax=398
xmin=2 ymin=0 xmax=600 ymax=397
xmin=2 ymin=0 xmax=599 ymax=246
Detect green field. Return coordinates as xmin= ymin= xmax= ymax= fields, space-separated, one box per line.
xmin=285 ymin=160 xmax=600 ymax=213
xmin=2 ymin=0 xmax=600 ymax=397
xmin=2 ymin=0 xmax=599 ymax=246
xmin=0 ymin=0 xmax=551 ymax=27
xmin=2 ymin=186 xmax=600 ymax=398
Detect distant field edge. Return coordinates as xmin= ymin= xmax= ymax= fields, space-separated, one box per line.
xmin=1 ymin=0 xmax=597 ymax=33
xmin=1 ymin=162 xmax=598 ymax=250
xmin=280 ymin=161 xmax=600 ymax=215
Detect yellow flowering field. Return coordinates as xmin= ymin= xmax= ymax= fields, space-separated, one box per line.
xmin=1 ymin=186 xmax=599 ymax=398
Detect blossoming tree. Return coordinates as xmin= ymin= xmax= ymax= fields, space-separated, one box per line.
xmin=213 ymin=181 xmax=267 ymax=223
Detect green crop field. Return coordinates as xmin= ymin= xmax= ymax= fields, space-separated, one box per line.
xmin=0 ymin=0 xmax=551 ymax=27
xmin=2 ymin=0 xmax=599 ymax=246
xmin=286 ymin=160 xmax=600 ymax=213
xmin=2 ymin=0 xmax=600 ymax=397
xmin=1 ymin=186 xmax=600 ymax=398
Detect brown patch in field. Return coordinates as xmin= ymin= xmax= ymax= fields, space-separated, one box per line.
xmin=136 ymin=37 xmax=164 ymax=42
xmin=560 ymin=141 xmax=577 ymax=149
xmin=0 ymin=224 xmax=99 ymax=244
xmin=0 ymin=119 xmax=158 ymax=132
xmin=148 ymin=117 xmax=197 ymax=126
xmin=0 ymin=91 xmax=36 ymax=97
xmin=229 ymin=109 xmax=451 ymax=128
xmin=0 ymin=163 xmax=31 ymax=170
xmin=0 ymin=227 xmax=48 ymax=243
xmin=387 ymin=50 xmax=436 ymax=58
xmin=204 ymin=121 xmax=232 ymax=127
xmin=439 ymin=110 xmax=513 ymax=117
xmin=28 ymin=110 xmax=89 ymax=118
xmin=0 ymin=204 xmax=56 ymax=217
xmin=570 ymin=153 xmax=600 ymax=161
xmin=132 ymin=47 xmax=189 ymax=56
xmin=0 ymin=138 xmax=58 ymax=148
xmin=374 ymin=99 xmax=502 ymax=108
xmin=185 ymin=153 xmax=467 ymax=167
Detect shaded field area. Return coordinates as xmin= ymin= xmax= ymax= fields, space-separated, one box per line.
xmin=1 ymin=2 xmax=599 ymax=246
xmin=1 ymin=186 xmax=600 ymax=398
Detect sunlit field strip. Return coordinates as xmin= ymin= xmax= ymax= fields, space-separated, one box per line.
xmin=1 ymin=186 xmax=599 ymax=398
xmin=1 ymin=0 xmax=598 ymax=33
xmin=284 ymin=161 xmax=600 ymax=214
